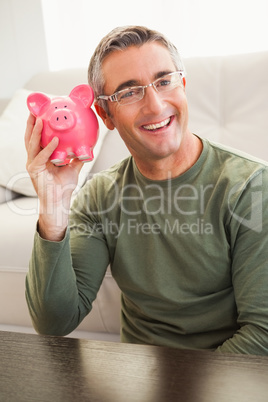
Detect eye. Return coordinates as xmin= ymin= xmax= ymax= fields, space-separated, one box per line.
xmin=64 ymin=105 xmax=67 ymax=108
xmin=55 ymin=106 xmax=58 ymax=109
xmin=121 ymin=90 xmax=135 ymax=99
xmin=119 ymin=87 xmax=141 ymax=101
xmin=156 ymin=78 xmax=171 ymax=88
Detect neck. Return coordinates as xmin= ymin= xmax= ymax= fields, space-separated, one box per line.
xmin=134 ymin=133 xmax=203 ymax=181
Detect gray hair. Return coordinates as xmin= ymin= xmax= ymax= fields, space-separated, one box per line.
xmin=88 ymin=25 xmax=185 ymax=112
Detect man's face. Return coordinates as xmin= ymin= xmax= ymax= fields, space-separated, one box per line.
xmin=99 ymin=42 xmax=189 ymax=165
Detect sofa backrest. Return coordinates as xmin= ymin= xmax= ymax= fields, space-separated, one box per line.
xmin=185 ymin=51 xmax=268 ymax=161
xmin=25 ymin=51 xmax=268 ymax=166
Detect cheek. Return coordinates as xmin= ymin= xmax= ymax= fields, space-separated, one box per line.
xmin=176 ymin=88 xmax=187 ymax=105
xmin=175 ymin=93 xmax=188 ymax=117
xmin=111 ymin=106 xmax=137 ymax=129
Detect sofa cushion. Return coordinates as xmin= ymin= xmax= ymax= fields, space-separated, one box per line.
xmin=0 ymin=186 xmax=19 ymax=204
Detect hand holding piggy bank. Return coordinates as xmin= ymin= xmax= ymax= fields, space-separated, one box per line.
xmin=27 ymin=85 xmax=99 ymax=166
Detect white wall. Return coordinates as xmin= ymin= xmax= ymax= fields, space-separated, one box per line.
xmin=0 ymin=0 xmax=48 ymax=99
xmin=1 ymin=0 xmax=268 ymax=100
xmin=42 ymin=0 xmax=268 ymax=70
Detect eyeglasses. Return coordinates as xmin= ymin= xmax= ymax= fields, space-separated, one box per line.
xmin=97 ymin=71 xmax=185 ymax=106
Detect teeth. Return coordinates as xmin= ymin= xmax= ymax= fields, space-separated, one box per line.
xmin=143 ymin=117 xmax=170 ymax=130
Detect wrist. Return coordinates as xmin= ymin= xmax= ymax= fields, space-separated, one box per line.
xmin=38 ymin=213 xmax=68 ymax=242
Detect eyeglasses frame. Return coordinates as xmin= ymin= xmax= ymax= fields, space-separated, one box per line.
xmin=97 ymin=70 xmax=185 ymax=105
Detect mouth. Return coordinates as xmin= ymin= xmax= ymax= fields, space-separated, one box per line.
xmin=142 ymin=116 xmax=173 ymax=132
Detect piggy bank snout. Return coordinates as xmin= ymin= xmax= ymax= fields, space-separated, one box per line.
xmin=48 ymin=108 xmax=76 ymax=131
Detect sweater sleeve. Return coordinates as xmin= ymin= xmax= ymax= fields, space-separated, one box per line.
xmin=215 ymin=168 xmax=268 ymax=355
xmin=25 ymin=194 xmax=110 ymax=336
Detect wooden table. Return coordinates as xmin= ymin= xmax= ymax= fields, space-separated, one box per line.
xmin=1 ymin=330 xmax=268 ymax=402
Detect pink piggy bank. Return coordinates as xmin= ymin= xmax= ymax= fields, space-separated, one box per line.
xmin=27 ymin=84 xmax=99 ymax=166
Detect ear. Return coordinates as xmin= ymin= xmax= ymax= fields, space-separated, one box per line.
xmin=27 ymin=92 xmax=51 ymax=116
xmin=94 ymin=102 xmax=115 ymax=130
xmin=69 ymin=84 xmax=94 ymax=107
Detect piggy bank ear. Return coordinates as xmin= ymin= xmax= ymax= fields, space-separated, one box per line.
xmin=69 ymin=85 xmax=94 ymax=107
xmin=27 ymin=93 xmax=51 ymax=116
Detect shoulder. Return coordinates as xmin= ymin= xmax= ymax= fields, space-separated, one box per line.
xmin=78 ymin=156 xmax=134 ymax=196
xmin=71 ymin=156 xmax=134 ymax=215
xmin=91 ymin=156 xmax=133 ymax=184
xmin=204 ymin=137 xmax=267 ymax=166
xmin=203 ymin=137 xmax=268 ymax=180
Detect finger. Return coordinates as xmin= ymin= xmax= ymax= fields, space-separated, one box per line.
xmin=26 ymin=137 xmax=60 ymax=180
xmin=69 ymin=157 xmax=84 ymax=174
xmin=31 ymin=136 xmax=59 ymax=170
xmin=24 ymin=113 xmax=36 ymax=150
xmin=26 ymin=118 xmax=44 ymax=163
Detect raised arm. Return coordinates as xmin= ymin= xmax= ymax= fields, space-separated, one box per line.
xmin=25 ymin=114 xmax=110 ymax=335
xmin=25 ymin=113 xmax=83 ymax=241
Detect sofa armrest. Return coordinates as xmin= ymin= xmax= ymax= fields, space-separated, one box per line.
xmin=0 ymin=98 xmax=10 ymax=115
xmin=0 ymin=186 xmax=20 ymax=204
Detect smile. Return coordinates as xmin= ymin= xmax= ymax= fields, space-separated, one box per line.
xmin=142 ymin=117 xmax=171 ymax=131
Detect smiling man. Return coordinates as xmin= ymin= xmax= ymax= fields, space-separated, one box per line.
xmin=25 ymin=26 xmax=268 ymax=355
xmin=94 ymin=42 xmax=202 ymax=180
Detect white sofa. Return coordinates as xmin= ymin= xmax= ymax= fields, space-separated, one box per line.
xmin=0 ymin=51 xmax=267 ymax=340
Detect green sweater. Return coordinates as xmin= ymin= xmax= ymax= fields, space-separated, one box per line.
xmin=26 ymin=138 xmax=268 ymax=354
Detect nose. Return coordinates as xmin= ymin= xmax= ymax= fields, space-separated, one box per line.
xmin=142 ymin=85 xmax=165 ymax=115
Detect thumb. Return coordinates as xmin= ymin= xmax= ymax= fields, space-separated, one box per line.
xmin=69 ymin=157 xmax=84 ymax=174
